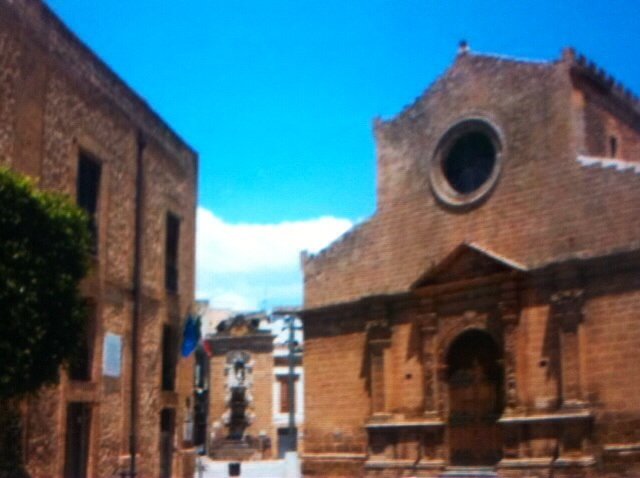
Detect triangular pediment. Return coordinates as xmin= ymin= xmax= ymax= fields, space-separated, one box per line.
xmin=411 ymin=243 xmax=527 ymax=290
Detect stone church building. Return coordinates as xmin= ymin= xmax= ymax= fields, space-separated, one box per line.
xmin=0 ymin=1 xmax=197 ymax=477
xmin=301 ymin=46 xmax=640 ymax=477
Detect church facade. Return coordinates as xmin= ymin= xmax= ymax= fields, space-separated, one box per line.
xmin=301 ymin=47 xmax=640 ymax=477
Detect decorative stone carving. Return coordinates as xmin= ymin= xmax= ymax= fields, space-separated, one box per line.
xmin=366 ymin=301 xmax=391 ymax=415
xmin=221 ymin=351 xmax=255 ymax=438
xmin=551 ymin=288 xmax=585 ymax=407
xmin=419 ymin=298 xmax=438 ymax=415
xmin=499 ymin=281 xmax=521 ymax=413
xmin=551 ymin=288 xmax=584 ymax=332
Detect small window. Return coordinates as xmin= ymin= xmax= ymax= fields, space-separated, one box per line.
xmin=69 ymin=302 xmax=96 ymax=381
xmin=609 ymin=136 xmax=618 ymax=158
xmin=279 ymin=376 xmax=297 ymax=413
xmin=76 ymin=154 xmax=101 ymax=252
xmin=165 ymin=213 xmax=180 ymax=292
xmin=162 ymin=324 xmax=177 ymax=391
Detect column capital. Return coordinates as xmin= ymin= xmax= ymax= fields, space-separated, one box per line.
xmin=551 ymin=288 xmax=584 ymax=331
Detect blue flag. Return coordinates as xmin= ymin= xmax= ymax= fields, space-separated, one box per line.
xmin=181 ymin=315 xmax=201 ymax=357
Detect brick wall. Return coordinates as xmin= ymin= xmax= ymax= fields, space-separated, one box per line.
xmin=584 ymin=270 xmax=640 ymax=444
xmin=304 ymin=52 xmax=640 ymax=311
xmin=304 ymin=313 xmax=369 ymax=455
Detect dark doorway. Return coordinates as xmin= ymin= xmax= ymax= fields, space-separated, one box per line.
xmin=64 ymin=402 xmax=91 ymax=478
xmin=160 ymin=408 xmax=176 ymax=478
xmin=277 ymin=427 xmax=297 ymax=458
xmin=446 ymin=329 xmax=503 ymax=466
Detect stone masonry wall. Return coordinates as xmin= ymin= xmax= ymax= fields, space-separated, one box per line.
xmin=304 ymin=52 xmax=640 ymax=310
xmin=302 ymin=49 xmax=640 ymax=477
xmin=0 ymin=1 xmax=198 ymax=477
xmin=303 ymin=312 xmax=369 ymax=456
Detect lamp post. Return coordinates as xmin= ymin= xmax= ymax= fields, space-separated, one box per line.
xmin=286 ymin=314 xmax=296 ymax=447
xmin=274 ymin=308 xmax=302 ymax=452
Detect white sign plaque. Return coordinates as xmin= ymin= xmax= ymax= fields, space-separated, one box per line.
xmin=103 ymin=332 xmax=122 ymax=377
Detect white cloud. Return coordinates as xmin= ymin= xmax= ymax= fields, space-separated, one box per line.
xmin=196 ymin=207 xmax=352 ymax=311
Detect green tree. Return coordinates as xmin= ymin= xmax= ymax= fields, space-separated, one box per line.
xmin=0 ymin=167 xmax=91 ymax=397
xmin=0 ymin=167 xmax=91 ymax=477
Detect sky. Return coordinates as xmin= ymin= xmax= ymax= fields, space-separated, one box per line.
xmin=46 ymin=1 xmax=640 ymax=310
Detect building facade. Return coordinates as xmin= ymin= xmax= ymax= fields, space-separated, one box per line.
xmin=207 ymin=313 xmax=278 ymax=460
xmin=302 ymin=46 xmax=640 ymax=477
xmin=272 ymin=312 xmax=305 ymax=458
xmin=0 ymin=1 xmax=198 ymax=477
xmin=205 ymin=311 xmax=304 ymax=460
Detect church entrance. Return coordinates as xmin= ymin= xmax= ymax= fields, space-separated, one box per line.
xmin=446 ymin=329 xmax=503 ymax=466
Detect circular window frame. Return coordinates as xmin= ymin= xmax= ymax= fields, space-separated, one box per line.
xmin=429 ymin=118 xmax=504 ymax=208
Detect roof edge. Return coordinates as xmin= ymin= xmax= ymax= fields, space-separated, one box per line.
xmin=12 ymin=0 xmax=197 ymax=160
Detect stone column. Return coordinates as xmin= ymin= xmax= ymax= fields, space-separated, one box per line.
xmin=551 ymin=289 xmax=585 ymax=407
xmin=419 ymin=298 xmax=438 ymax=417
xmin=366 ymin=302 xmax=391 ymax=415
xmin=499 ymin=281 xmax=521 ymax=414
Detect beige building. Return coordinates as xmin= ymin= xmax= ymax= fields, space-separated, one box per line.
xmin=302 ymin=46 xmax=640 ymax=477
xmin=0 ymin=1 xmax=197 ymax=477
xmin=204 ymin=311 xmax=304 ymax=460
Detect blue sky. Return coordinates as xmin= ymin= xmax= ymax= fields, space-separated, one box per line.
xmin=47 ymin=1 xmax=639 ymax=309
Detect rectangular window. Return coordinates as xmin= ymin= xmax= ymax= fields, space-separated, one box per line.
xmin=279 ymin=376 xmax=297 ymax=414
xmin=69 ymin=302 xmax=96 ymax=381
xmin=162 ymin=324 xmax=176 ymax=391
xmin=64 ymin=402 xmax=91 ymax=478
xmin=76 ymin=153 xmax=101 ymax=253
xmin=165 ymin=213 xmax=180 ymax=292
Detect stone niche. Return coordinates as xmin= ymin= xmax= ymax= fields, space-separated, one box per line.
xmin=206 ymin=313 xmax=275 ymax=460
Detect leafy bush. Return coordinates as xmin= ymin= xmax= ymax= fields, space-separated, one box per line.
xmin=0 ymin=167 xmax=91 ymax=399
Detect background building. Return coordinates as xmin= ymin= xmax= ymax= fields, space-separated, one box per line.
xmin=203 ymin=310 xmax=304 ymax=461
xmin=272 ymin=311 xmax=304 ymax=458
xmin=0 ymin=1 xmax=197 ymax=477
xmin=302 ymin=46 xmax=640 ymax=477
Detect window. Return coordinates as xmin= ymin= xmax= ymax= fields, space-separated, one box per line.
xmin=443 ymin=132 xmax=496 ymax=194
xmin=161 ymin=324 xmax=177 ymax=391
xmin=76 ymin=153 xmax=101 ymax=253
xmin=609 ymin=135 xmax=618 ymax=157
xmin=429 ymin=119 xmax=503 ymax=207
xmin=165 ymin=213 xmax=180 ymax=292
xmin=279 ymin=376 xmax=297 ymax=413
xmin=69 ymin=302 xmax=96 ymax=381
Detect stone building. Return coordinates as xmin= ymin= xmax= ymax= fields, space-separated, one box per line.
xmin=0 ymin=1 xmax=197 ymax=477
xmin=301 ymin=46 xmax=640 ymax=477
xmin=205 ymin=311 xmax=304 ymax=460
xmin=207 ymin=313 xmax=277 ymax=460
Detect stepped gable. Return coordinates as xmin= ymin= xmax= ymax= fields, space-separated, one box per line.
xmin=565 ymin=47 xmax=640 ymax=119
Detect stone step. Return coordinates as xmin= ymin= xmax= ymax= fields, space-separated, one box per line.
xmin=439 ymin=467 xmax=497 ymax=478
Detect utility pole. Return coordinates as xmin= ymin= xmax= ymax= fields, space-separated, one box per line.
xmin=273 ymin=308 xmax=301 ymax=453
xmin=286 ymin=314 xmax=296 ymax=449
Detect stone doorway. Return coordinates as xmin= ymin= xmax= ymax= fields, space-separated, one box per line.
xmin=446 ymin=329 xmax=503 ymax=466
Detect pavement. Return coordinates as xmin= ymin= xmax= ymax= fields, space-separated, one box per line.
xmin=195 ymin=456 xmax=296 ymax=478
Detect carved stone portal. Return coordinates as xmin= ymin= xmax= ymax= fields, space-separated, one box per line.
xmin=223 ymin=350 xmax=254 ymax=439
